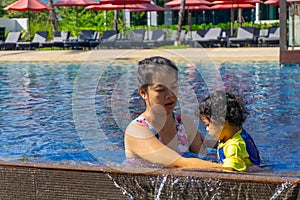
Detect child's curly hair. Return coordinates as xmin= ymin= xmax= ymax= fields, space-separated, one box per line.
xmin=198 ymin=91 xmax=249 ymax=126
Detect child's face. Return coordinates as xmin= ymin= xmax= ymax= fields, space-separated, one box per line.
xmin=200 ymin=115 xmax=223 ymax=140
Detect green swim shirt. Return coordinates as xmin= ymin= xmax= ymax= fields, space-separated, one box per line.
xmin=217 ymin=130 xmax=253 ymax=171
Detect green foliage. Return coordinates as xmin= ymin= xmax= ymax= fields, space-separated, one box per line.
xmin=56 ymin=7 xmax=117 ymax=36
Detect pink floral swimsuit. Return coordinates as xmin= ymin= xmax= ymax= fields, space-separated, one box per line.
xmin=135 ymin=113 xmax=190 ymax=154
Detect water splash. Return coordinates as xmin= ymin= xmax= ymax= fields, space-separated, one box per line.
xmin=155 ymin=174 xmax=168 ymax=200
xmin=105 ymin=171 xmax=299 ymax=199
xmin=105 ymin=173 xmax=134 ymax=200
xmin=269 ymin=182 xmax=294 ymax=200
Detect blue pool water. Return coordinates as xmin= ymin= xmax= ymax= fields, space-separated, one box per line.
xmin=0 ymin=62 xmax=299 ymax=173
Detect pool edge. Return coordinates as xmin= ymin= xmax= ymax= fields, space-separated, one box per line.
xmin=0 ymin=161 xmax=298 ymax=199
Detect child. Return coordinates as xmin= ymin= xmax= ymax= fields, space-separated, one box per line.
xmin=198 ymin=91 xmax=260 ymax=171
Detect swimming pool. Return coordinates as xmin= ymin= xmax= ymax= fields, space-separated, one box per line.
xmin=0 ymin=61 xmax=299 ymax=175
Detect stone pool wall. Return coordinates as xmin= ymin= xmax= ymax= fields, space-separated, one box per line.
xmin=0 ymin=162 xmax=299 ymax=199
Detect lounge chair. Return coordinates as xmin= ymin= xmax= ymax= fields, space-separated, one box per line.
xmin=17 ymin=31 xmax=49 ymax=50
xmin=228 ymin=27 xmax=259 ymax=47
xmin=97 ymin=30 xmax=119 ymax=49
xmin=185 ymin=30 xmax=205 ymax=47
xmin=143 ymin=29 xmax=167 ymax=48
xmin=89 ymin=32 xmax=102 ymax=49
xmin=65 ymin=30 xmax=95 ymax=50
xmin=144 ymin=30 xmax=153 ymax=41
xmin=193 ymin=28 xmax=222 ymax=48
xmin=0 ymin=31 xmax=21 ymax=50
xmin=114 ymin=29 xmax=146 ymax=49
xmin=258 ymin=26 xmax=280 ymax=47
xmin=43 ymin=31 xmax=70 ymax=49
xmin=158 ymin=30 xmax=186 ymax=46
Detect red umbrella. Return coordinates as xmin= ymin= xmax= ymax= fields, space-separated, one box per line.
xmin=52 ymin=0 xmax=98 ymax=37
xmin=99 ymin=0 xmax=151 ymax=4
xmin=129 ymin=3 xmax=166 ymax=12
xmin=4 ymin=0 xmax=52 ymax=40
xmin=264 ymin=0 xmax=279 ymax=5
xmin=169 ymin=5 xmax=211 ymax=11
xmin=86 ymin=4 xmax=143 ymax=11
xmin=4 ymin=0 xmax=52 ymax=11
xmin=212 ymin=0 xmax=261 ymax=3
xmin=211 ymin=3 xmax=256 ymax=9
xmin=52 ymin=0 xmax=98 ymax=6
xmin=165 ymin=0 xmax=212 ymax=6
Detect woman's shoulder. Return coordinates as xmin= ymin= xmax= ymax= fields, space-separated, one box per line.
xmin=125 ymin=116 xmax=155 ymax=138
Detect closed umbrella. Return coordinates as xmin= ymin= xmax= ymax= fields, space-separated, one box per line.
xmin=4 ymin=0 xmax=52 ymax=40
xmin=52 ymin=0 xmax=98 ymax=37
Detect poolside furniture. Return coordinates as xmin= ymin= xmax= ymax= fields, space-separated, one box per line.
xmin=65 ymin=30 xmax=95 ymax=50
xmin=46 ymin=31 xmax=71 ymax=49
xmin=17 ymin=31 xmax=49 ymax=50
xmin=97 ymin=30 xmax=119 ymax=49
xmin=0 ymin=27 xmax=5 ymax=42
xmin=144 ymin=30 xmax=153 ymax=41
xmin=0 ymin=31 xmax=21 ymax=50
xmin=193 ymin=28 xmax=223 ymax=48
xmin=114 ymin=29 xmax=146 ymax=49
xmin=258 ymin=26 xmax=280 ymax=47
xmin=158 ymin=30 xmax=186 ymax=47
xmin=143 ymin=29 xmax=167 ymax=48
xmin=185 ymin=30 xmax=205 ymax=47
xmin=228 ymin=27 xmax=259 ymax=47
xmin=89 ymin=32 xmax=102 ymax=49
xmin=40 ymin=31 xmax=69 ymax=49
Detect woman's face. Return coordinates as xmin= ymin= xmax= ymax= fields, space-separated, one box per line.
xmin=141 ymin=71 xmax=178 ymax=114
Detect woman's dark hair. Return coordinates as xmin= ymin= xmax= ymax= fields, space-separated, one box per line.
xmin=198 ymin=91 xmax=249 ymax=126
xmin=137 ymin=56 xmax=178 ymax=92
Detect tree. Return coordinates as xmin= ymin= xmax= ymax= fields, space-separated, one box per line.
xmin=175 ymin=0 xmax=186 ymax=46
xmin=48 ymin=0 xmax=58 ymax=33
xmin=114 ymin=10 xmax=118 ymax=32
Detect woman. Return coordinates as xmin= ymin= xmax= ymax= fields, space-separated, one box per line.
xmin=124 ymin=56 xmax=221 ymax=170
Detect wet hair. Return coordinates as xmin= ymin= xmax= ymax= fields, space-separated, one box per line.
xmin=198 ymin=91 xmax=249 ymax=126
xmin=137 ymin=56 xmax=178 ymax=92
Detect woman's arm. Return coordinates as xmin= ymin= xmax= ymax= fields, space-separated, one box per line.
xmin=181 ymin=114 xmax=218 ymax=154
xmin=125 ymin=121 xmax=221 ymax=169
xmin=125 ymin=121 xmax=183 ymax=165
